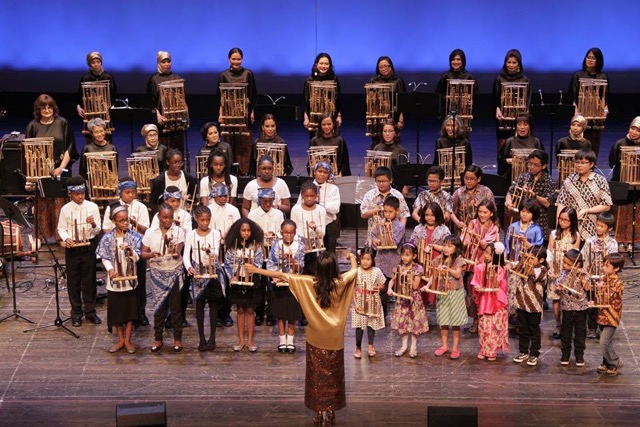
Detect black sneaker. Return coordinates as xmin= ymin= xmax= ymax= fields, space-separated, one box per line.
xmin=255 ymin=317 xmax=264 ymax=326
xmin=560 ymin=358 xmax=570 ymax=365
xmin=72 ymin=318 xmax=82 ymax=327
xmin=576 ymin=358 xmax=585 ymax=367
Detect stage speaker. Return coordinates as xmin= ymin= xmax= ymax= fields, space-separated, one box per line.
xmin=428 ymin=406 xmax=478 ymax=427
xmin=0 ymin=141 xmax=24 ymax=195
xmin=116 ymin=402 xmax=167 ymax=427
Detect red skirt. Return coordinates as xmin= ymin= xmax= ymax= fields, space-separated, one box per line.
xmin=305 ymin=342 xmax=346 ymax=412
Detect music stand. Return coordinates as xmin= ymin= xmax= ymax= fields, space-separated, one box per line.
xmin=392 ymin=163 xmax=432 ymax=198
xmin=529 ymin=103 xmax=573 ymax=172
xmin=397 ymin=92 xmax=441 ymax=156
xmin=335 ymin=176 xmax=375 ymax=251
xmin=110 ymin=106 xmax=155 ymax=154
xmin=0 ymin=197 xmax=35 ymax=324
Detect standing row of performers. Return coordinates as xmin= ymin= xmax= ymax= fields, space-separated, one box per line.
xmin=47 ymin=142 xmax=626 ymax=377
xmin=26 ymin=80 xmax=640 ymax=243
xmin=68 ymin=47 xmax=619 ymax=178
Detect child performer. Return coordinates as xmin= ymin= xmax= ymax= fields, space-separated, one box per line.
xmin=387 ymin=243 xmax=428 ymax=358
xmin=141 ymin=203 xmax=185 ymax=352
xmin=409 ymin=202 xmax=451 ymax=306
xmin=463 ymin=199 xmax=500 ymax=333
xmin=595 ymin=253 xmax=625 ymax=376
xmin=471 ymin=243 xmax=508 ymax=361
xmin=511 ymin=246 xmax=547 ymax=366
xmin=291 ymin=180 xmax=326 ymax=278
xmin=504 ymin=198 xmax=544 ymax=262
xmin=224 ymin=218 xmax=264 ymax=352
xmin=184 ymin=205 xmax=224 ymax=352
xmin=208 ymin=183 xmax=241 ymax=240
xmin=556 ymin=249 xmax=590 ymax=367
xmin=351 ymin=247 xmax=386 ymax=359
xmin=411 ymin=166 xmax=453 ymax=223
xmin=103 ymin=178 xmax=150 ymax=326
xmin=547 ymin=207 xmax=581 ymax=339
xmin=361 ymin=166 xmax=410 ymax=231
xmin=267 ymin=220 xmax=305 ymax=353
xmin=199 ymin=147 xmax=238 ymax=206
xmin=97 ymin=204 xmax=142 ymax=353
xmin=56 ymin=176 xmax=102 ymax=327
xmin=151 ymin=185 xmax=192 ymax=326
xmin=423 ymin=235 xmax=467 ymax=360
xmin=371 ymin=196 xmax=406 ymax=319
xmin=249 ymin=187 xmax=284 ymax=326
xmin=295 ymin=162 xmax=341 ymax=252
xmin=150 ymin=186 xmax=192 ymax=237
xmin=451 ymin=165 xmax=495 ymax=235
xmin=582 ymin=212 xmax=618 ymax=339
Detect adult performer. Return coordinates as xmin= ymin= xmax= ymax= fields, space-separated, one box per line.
xmin=217 ymin=47 xmax=257 ymax=175
xmin=246 ymin=251 xmax=358 ymax=426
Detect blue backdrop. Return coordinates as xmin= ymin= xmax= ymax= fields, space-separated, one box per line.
xmin=1 ymin=0 xmax=639 ymax=92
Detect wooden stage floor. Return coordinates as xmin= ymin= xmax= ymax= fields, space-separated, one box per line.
xmin=0 ymin=236 xmax=639 ymax=427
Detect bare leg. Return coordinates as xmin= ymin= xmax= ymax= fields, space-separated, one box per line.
xmin=236 ymin=307 xmax=246 ymax=347
xmin=246 ymin=307 xmax=255 ymax=347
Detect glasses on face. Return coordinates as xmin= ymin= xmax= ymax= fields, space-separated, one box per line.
xmin=586 ymin=55 xmax=596 ymax=61
xmin=558 ymin=216 xmax=570 ymax=223
xmin=375 ymin=179 xmax=390 ymax=184
xmin=40 ymin=106 xmax=53 ymax=111
xmin=527 ymin=161 xmax=542 ymax=167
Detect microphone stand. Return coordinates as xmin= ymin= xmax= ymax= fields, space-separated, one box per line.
xmin=24 ymin=229 xmax=79 ymax=338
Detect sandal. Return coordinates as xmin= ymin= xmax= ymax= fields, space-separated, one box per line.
xmin=450 ymin=349 xmax=461 ymax=359
xmin=150 ymin=341 xmax=163 ymax=352
xmin=434 ymin=346 xmax=449 ymax=357
xmin=354 ymin=349 xmax=362 ymax=359
xmin=394 ymin=348 xmax=407 ymax=357
xmin=477 ymin=353 xmax=486 ymax=360
xmin=368 ymin=348 xmax=376 ymax=358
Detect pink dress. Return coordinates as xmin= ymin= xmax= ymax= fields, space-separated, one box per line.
xmin=471 ymin=262 xmax=509 ymax=358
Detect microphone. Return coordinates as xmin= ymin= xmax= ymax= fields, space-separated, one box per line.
xmin=559 ymin=90 xmax=564 ymax=105
xmin=538 ymin=89 xmax=544 ymax=106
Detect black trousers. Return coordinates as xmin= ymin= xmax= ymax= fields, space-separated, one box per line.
xmin=516 ymin=309 xmax=542 ymax=357
xmin=136 ymin=258 xmax=147 ymax=317
xmin=587 ymin=307 xmax=599 ymax=332
xmin=65 ymin=246 xmax=97 ymax=319
xmin=255 ymin=272 xmax=270 ymax=321
xmin=324 ymin=218 xmax=340 ymax=253
xmin=196 ymin=281 xmax=223 ymax=343
xmin=561 ymin=309 xmax=587 ymax=360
